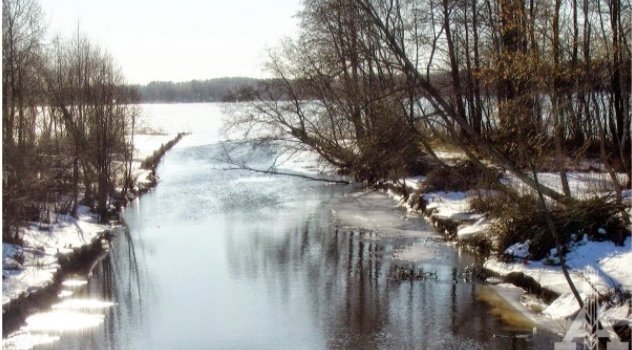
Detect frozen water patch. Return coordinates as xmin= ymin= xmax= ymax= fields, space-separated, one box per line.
xmin=391 ymin=235 xmax=454 ymax=263
xmin=230 ymin=176 xmax=277 ymax=184
xmin=393 ymin=241 xmax=436 ymax=262
xmin=332 ymin=190 xmax=432 ymax=239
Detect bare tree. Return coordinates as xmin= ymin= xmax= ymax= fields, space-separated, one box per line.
xmin=46 ymin=33 xmax=138 ymax=222
xmin=228 ymin=0 xmax=426 ymax=183
xmin=2 ymin=0 xmax=46 ymax=239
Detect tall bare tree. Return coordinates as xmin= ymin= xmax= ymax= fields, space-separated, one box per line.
xmin=2 ymin=0 xmax=46 ymax=239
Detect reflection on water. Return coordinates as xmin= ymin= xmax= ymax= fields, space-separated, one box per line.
xmin=3 ymin=105 xmax=559 ymax=349
xmin=22 ymin=310 xmax=105 ymax=332
xmin=57 ymin=290 xmax=73 ymax=298
xmin=51 ymin=299 xmax=115 ymax=311
xmin=4 ymin=279 xmax=114 ymax=349
xmin=60 ymin=279 xmax=88 ymax=288
xmin=3 ymin=228 xmax=142 ymax=350
xmin=2 ymin=332 xmax=59 ymax=350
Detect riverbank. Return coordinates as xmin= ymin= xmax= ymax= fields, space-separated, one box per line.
xmin=377 ymin=159 xmax=631 ymax=340
xmin=1 ymin=212 xmax=110 ymax=335
xmin=2 ymin=132 xmax=185 ymax=332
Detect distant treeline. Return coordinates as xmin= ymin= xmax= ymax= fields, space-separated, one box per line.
xmin=131 ymin=78 xmax=265 ymax=103
xmin=133 ymin=68 xmax=623 ymax=105
xmin=131 ymin=74 xmax=495 ymax=104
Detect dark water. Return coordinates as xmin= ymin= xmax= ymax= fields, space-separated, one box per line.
xmin=3 ymin=107 xmax=560 ymax=349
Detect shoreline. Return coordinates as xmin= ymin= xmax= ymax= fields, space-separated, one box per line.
xmin=2 ymin=232 xmax=109 ymax=335
xmin=375 ymin=177 xmax=631 ymax=339
xmin=376 ymin=181 xmax=559 ymax=299
xmin=1 ymin=133 xmax=186 ymax=336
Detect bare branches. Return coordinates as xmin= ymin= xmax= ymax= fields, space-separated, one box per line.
xmin=215 ymin=140 xmax=351 ymax=184
xmin=3 ymin=1 xmax=138 ymax=230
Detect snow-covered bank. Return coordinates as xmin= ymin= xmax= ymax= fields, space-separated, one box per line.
xmin=485 ymin=237 xmax=632 ymax=334
xmin=485 ymin=237 xmax=632 ymax=298
xmin=2 ymin=207 xmax=110 ymax=307
xmin=379 ymin=167 xmax=632 ymax=336
xmin=2 ymin=133 xmax=179 ymax=317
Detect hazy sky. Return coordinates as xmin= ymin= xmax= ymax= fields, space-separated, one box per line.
xmin=40 ymin=0 xmax=301 ymax=84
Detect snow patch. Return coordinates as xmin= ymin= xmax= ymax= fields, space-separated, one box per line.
xmin=423 ymin=191 xmax=474 ymax=221
xmin=504 ymin=240 xmax=530 ymax=259
xmin=543 ymin=292 xmax=584 ymax=318
xmin=3 ymin=209 xmax=109 ymax=306
xmin=457 ymin=217 xmax=490 ymax=240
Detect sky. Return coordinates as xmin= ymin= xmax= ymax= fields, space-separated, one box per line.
xmin=40 ymin=0 xmax=301 ymax=84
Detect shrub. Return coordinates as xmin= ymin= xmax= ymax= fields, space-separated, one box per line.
xmin=2 ymin=225 xmax=24 ymax=246
xmin=468 ymin=189 xmax=518 ymax=216
xmin=140 ymin=133 xmax=186 ymax=170
xmin=422 ymin=160 xmax=500 ymax=192
xmin=489 ymin=195 xmax=622 ymax=260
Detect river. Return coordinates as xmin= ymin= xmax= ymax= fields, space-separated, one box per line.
xmin=3 ymin=103 xmax=558 ymax=349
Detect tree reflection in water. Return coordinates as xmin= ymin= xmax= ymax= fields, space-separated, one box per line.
xmin=7 ymin=137 xmax=560 ymax=350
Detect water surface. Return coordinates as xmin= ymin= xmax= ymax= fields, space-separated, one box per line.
xmin=4 ymin=104 xmax=558 ymax=349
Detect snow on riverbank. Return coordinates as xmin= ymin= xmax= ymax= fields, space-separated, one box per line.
xmin=486 ymin=237 xmax=632 ymax=296
xmin=3 ymin=133 xmax=172 ymax=310
xmin=485 ymin=237 xmax=632 ymax=320
xmin=503 ymin=171 xmax=628 ymax=199
xmin=382 ymin=168 xmax=631 ymax=329
xmin=386 ymin=185 xmax=492 ymax=243
xmin=2 ymin=207 xmax=109 ymax=306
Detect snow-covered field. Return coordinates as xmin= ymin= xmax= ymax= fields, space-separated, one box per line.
xmin=503 ymin=171 xmax=629 ymax=199
xmin=133 ymin=134 xmax=174 ymax=161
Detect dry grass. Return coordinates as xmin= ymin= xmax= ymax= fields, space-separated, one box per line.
xmin=140 ymin=133 xmax=186 ymax=170
xmin=422 ymin=160 xmax=500 ymax=192
xmin=483 ymin=194 xmax=622 ymax=260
